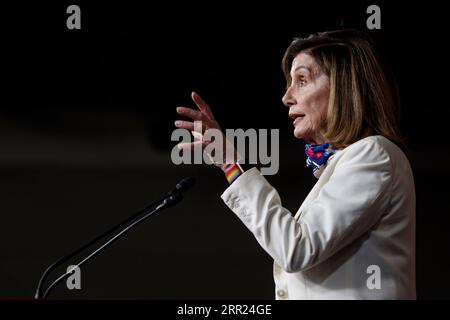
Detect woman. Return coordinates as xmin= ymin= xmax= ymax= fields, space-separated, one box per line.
xmin=174 ymin=29 xmax=416 ymax=299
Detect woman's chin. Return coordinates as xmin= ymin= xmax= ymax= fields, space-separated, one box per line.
xmin=294 ymin=128 xmax=323 ymax=145
xmin=293 ymin=128 xmax=307 ymax=140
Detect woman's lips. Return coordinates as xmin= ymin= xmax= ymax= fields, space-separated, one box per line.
xmin=293 ymin=116 xmax=304 ymax=125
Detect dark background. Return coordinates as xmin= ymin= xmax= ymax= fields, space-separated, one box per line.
xmin=0 ymin=2 xmax=448 ymax=299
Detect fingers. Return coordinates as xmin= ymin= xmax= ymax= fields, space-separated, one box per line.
xmin=176 ymin=140 xmax=206 ymax=150
xmin=174 ymin=120 xmax=207 ymax=132
xmin=191 ymin=91 xmax=214 ymax=120
xmin=176 ymin=106 xmax=204 ymax=121
xmin=191 ymin=130 xmax=203 ymax=143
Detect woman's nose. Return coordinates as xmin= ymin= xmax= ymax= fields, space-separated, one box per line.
xmin=282 ymin=89 xmax=296 ymax=107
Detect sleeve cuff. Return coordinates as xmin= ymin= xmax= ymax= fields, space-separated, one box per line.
xmin=220 ymin=167 xmax=263 ymax=219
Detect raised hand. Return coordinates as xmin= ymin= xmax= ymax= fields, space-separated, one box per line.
xmin=174 ymin=92 xmax=237 ymax=171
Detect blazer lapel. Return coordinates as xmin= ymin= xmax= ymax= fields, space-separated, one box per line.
xmin=294 ymin=150 xmax=345 ymax=220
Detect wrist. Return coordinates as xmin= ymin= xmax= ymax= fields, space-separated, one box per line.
xmin=223 ymin=163 xmax=244 ymax=184
xmin=220 ymin=162 xmax=236 ymax=173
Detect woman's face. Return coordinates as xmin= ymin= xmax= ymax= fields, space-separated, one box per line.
xmin=282 ymin=52 xmax=330 ymax=144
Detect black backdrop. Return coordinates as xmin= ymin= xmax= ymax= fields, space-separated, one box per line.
xmin=0 ymin=2 xmax=448 ymax=299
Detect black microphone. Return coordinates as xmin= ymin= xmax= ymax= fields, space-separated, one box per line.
xmin=35 ymin=176 xmax=196 ymax=299
xmin=165 ymin=177 xmax=196 ymax=206
xmin=173 ymin=176 xmax=196 ymax=193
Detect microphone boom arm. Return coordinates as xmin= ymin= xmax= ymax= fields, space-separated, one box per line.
xmin=35 ymin=177 xmax=194 ymax=299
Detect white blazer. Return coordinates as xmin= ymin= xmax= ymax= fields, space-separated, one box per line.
xmin=221 ymin=135 xmax=416 ymax=299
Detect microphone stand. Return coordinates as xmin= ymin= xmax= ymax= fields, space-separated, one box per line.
xmin=35 ymin=177 xmax=194 ymax=299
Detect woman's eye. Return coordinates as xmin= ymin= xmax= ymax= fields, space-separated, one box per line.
xmin=298 ymin=79 xmax=307 ymax=87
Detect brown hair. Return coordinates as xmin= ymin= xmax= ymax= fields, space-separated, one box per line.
xmin=282 ymin=29 xmax=405 ymax=150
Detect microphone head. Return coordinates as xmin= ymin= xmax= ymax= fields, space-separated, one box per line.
xmin=175 ymin=176 xmax=196 ymax=192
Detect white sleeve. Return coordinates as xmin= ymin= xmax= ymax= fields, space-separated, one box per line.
xmin=220 ymin=140 xmax=393 ymax=272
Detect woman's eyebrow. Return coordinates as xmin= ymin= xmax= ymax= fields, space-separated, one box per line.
xmin=291 ymin=65 xmax=311 ymax=76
